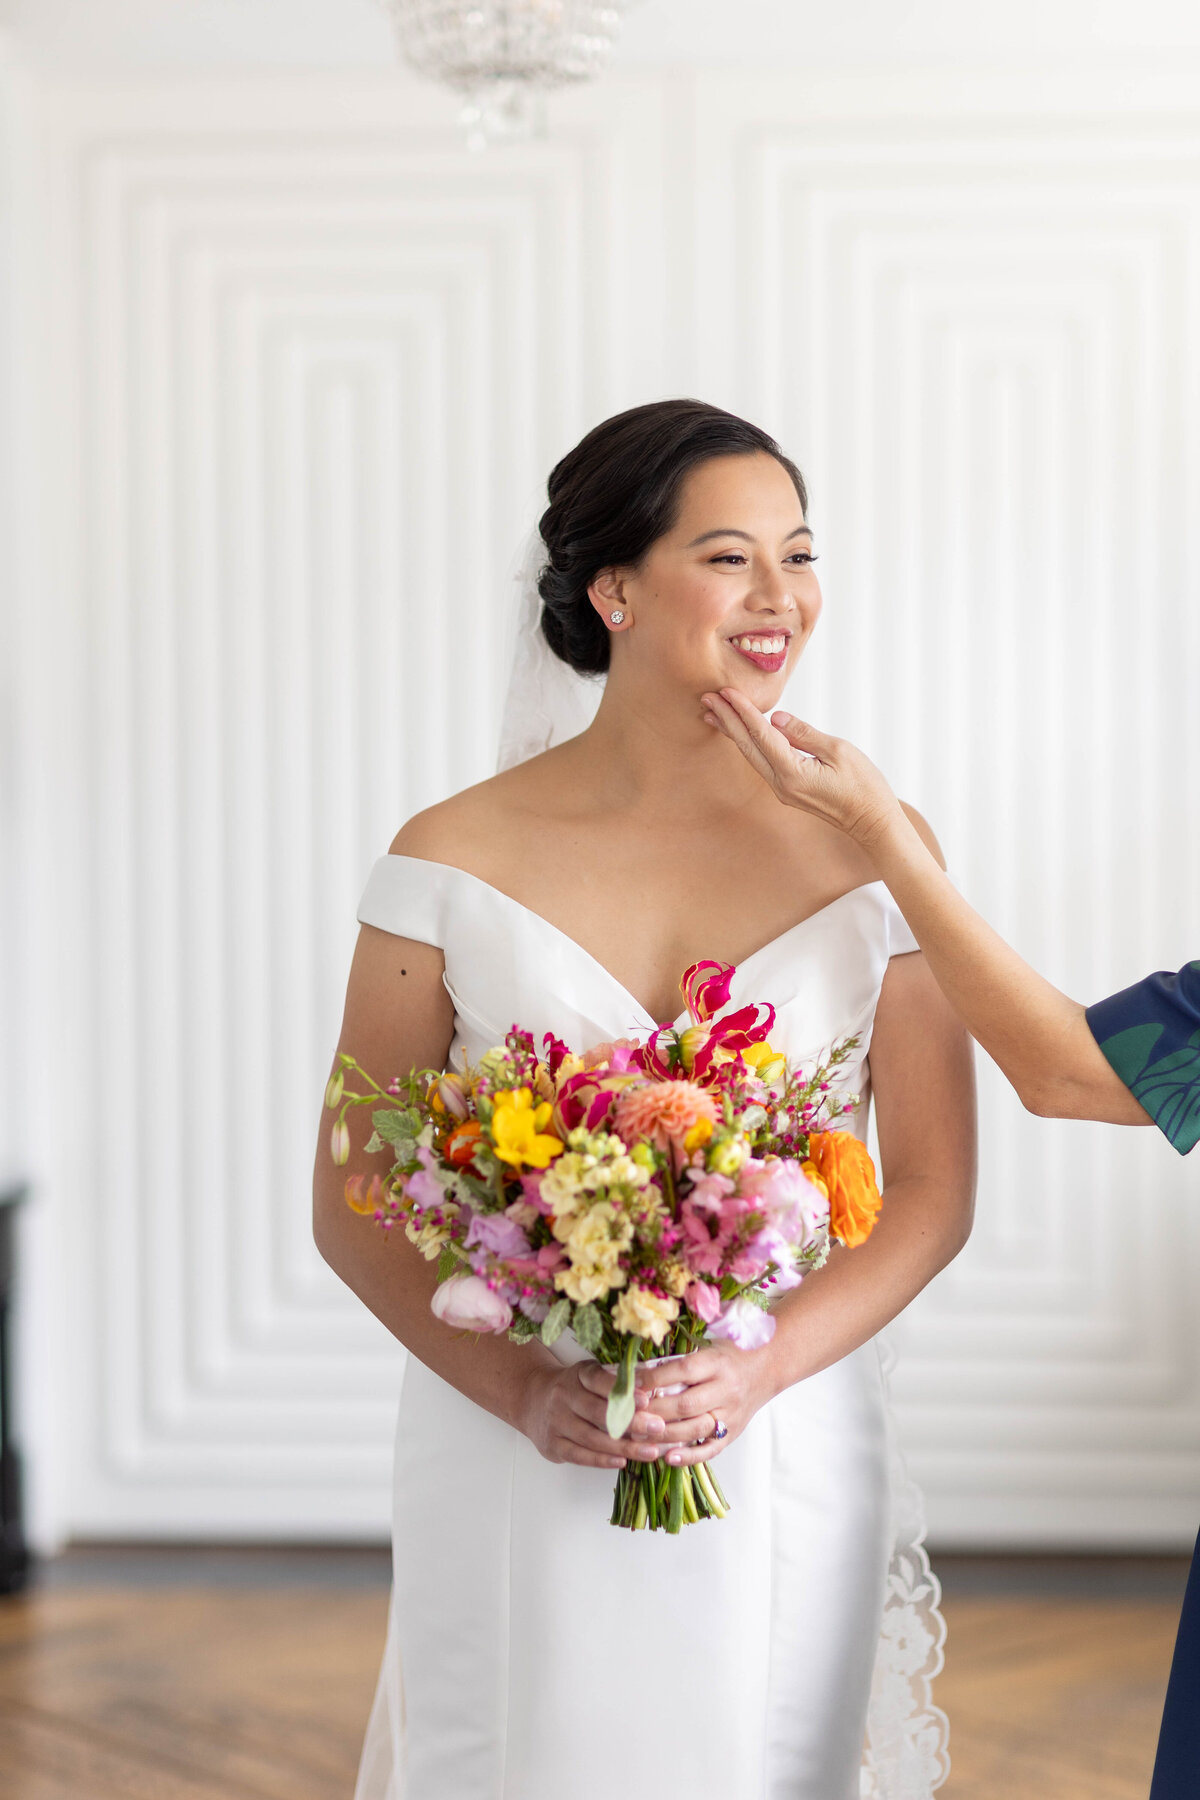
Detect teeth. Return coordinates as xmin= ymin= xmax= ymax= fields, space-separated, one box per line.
xmin=732 ymin=635 xmax=787 ymax=655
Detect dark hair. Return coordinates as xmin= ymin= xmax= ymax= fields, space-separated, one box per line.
xmin=537 ymin=398 xmax=808 ymax=676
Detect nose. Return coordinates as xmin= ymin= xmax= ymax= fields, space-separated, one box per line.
xmin=748 ymin=555 xmax=792 ymax=612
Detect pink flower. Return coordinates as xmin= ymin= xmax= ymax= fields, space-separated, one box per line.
xmin=611 ymin=1080 xmax=718 ymax=1154
xmin=679 ymin=1172 xmax=741 ymax=1276
xmin=725 ymin=1246 xmax=773 ymax=1284
xmin=431 ymin=1274 xmax=513 ymax=1334
xmin=582 ymin=1038 xmax=640 ymax=1072
xmin=685 ymin=1280 xmax=722 ymax=1324
xmin=404 ymin=1146 xmax=446 ymax=1212
xmin=681 ymin=960 xmax=735 ymax=1024
xmin=709 ymin=1295 xmax=777 ymax=1351
xmin=554 ymin=1067 xmax=639 ymax=1134
xmin=520 ymin=1171 xmax=551 ymax=1213
xmin=433 ymin=1073 xmax=470 ymax=1121
xmin=740 ymin=1227 xmax=805 ymax=1290
xmin=739 ymin=1157 xmax=829 ymax=1248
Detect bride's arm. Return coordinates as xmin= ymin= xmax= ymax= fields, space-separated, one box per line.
xmin=641 ymin=923 xmax=977 ymax=1458
xmin=760 ymin=941 xmax=978 ymax=1386
xmin=312 ymin=920 xmax=664 ymax=1470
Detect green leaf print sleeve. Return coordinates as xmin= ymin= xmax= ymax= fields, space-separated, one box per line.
xmin=1086 ymin=962 xmax=1200 ymax=1156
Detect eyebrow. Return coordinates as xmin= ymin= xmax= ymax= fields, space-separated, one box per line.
xmin=685 ymin=525 xmax=813 ymax=548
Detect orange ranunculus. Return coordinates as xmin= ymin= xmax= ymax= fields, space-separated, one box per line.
xmin=804 ymin=1131 xmax=882 ymax=1249
xmin=445 ymin=1119 xmax=483 ymax=1167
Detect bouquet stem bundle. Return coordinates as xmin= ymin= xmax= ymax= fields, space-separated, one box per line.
xmin=611 ymin=1451 xmax=731 ymax=1533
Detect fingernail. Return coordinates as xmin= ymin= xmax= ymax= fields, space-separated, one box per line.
xmin=667 ymin=1453 xmax=682 ymax=1466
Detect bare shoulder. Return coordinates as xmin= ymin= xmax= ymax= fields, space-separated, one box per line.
xmin=899 ymin=801 xmax=948 ymax=870
xmin=386 ymin=752 xmax=559 ymax=868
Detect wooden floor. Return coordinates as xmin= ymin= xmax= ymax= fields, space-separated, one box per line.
xmin=0 ymin=1549 xmax=1186 ymax=1799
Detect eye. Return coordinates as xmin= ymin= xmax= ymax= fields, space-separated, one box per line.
xmin=708 ymin=553 xmax=748 ymax=565
xmin=787 ymin=552 xmax=818 ymax=566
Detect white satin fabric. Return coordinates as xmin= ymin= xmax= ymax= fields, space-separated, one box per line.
xmin=353 ymin=855 xmax=949 ymax=1800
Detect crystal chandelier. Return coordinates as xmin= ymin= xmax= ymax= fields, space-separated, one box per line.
xmin=384 ymin=2 xmax=634 ymax=148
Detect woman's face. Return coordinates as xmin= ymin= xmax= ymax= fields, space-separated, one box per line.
xmin=594 ymin=451 xmax=822 ymax=707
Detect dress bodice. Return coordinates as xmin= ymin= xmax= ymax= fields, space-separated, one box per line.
xmin=357 ymin=854 xmax=919 ymax=1131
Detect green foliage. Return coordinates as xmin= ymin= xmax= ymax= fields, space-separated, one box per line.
xmin=371 ymin=1107 xmax=422 ymax=1163
xmin=435 ymin=1247 xmax=459 ymax=1285
xmin=572 ymin=1303 xmax=603 ymax=1353
xmin=540 ymin=1298 xmax=571 ymax=1347
xmin=606 ymin=1335 xmax=639 ymax=1440
xmin=508 ymin=1313 xmax=540 ymax=1344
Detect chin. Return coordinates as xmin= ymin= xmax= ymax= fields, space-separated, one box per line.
xmin=716 ymin=658 xmax=791 ymax=705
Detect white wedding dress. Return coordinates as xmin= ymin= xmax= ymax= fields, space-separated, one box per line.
xmin=352 ymin=853 xmax=949 ymax=1800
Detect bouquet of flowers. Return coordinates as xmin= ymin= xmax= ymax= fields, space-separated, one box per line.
xmin=328 ymin=960 xmax=883 ymax=1533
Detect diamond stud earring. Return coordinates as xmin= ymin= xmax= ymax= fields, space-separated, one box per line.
xmin=609 ymin=609 xmax=625 ymax=625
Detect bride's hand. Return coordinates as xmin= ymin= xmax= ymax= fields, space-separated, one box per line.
xmin=634 ymin=1340 xmax=775 ymax=1465
xmin=700 ymin=688 xmax=904 ymax=852
xmin=519 ymin=1361 xmax=667 ymax=1470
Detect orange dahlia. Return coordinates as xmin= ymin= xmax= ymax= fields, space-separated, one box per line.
xmin=611 ymin=1080 xmax=719 ymax=1154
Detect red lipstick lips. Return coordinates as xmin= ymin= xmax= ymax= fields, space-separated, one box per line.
xmin=727 ymin=631 xmax=790 ymax=674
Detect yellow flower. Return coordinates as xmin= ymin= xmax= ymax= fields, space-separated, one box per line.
xmin=404 ymin=1216 xmax=454 ymax=1261
xmin=613 ymin=1285 xmax=679 ymax=1346
xmin=659 ymin=1259 xmax=690 ymax=1299
xmin=708 ymin=1134 xmax=749 ymax=1177
xmin=683 ymin=1116 xmax=714 ymax=1155
xmin=553 ymin=1052 xmax=586 ymax=1087
xmin=564 ymin=1203 xmax=632 ymax=1267
xmin=489 ymin=1087 xmax=564 ymax=1169
xmin=741 ymin=1041 xmax=788 ymax=1085
xmin=556 ymin=1261 xmax=625 ymax=1303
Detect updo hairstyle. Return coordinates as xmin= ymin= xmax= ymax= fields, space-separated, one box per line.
xmin=537 ymin=399 xmax=809 ymax=676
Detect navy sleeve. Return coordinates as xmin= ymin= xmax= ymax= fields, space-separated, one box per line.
xmin=1086 ymin=962 xmax=1200 ymax=1155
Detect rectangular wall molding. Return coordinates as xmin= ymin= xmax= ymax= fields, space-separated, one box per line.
xmin=7 ymin=65 xmax=1199 ymax=1547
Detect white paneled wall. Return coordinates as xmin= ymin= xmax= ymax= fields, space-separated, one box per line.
xmin=7 ymin=62 xmax=1200 ymax=1545
xmin=694 ymin=76 xmax=1200 ymax=1544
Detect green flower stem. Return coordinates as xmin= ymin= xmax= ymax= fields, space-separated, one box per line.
xmin=337 ymin=1054 xmax=394 ymax=1097
xmin=694 ymin=1461 xmax=728 ymax=1519
xmin=666 ymin=1464 xmax=685 ymax=1534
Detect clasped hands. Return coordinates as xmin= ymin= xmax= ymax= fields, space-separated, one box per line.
xmin=524 ymin=1339 xmax=775 ymax=1473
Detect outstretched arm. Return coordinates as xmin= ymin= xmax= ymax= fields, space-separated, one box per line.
xmin=700 ymin=688 xmax=1151 ymax=1127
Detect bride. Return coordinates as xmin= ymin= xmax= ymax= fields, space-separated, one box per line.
xmin=313 ymin=398 xmax=977 ymax=1800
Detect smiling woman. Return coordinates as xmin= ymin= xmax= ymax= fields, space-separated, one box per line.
xmin=537 ymin=399 xmax=814 ymax=676
xmin=314 ymin=399 xmax=977 ymax=1800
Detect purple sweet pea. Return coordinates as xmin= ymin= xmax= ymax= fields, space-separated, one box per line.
xmin=404 ymin=1145 xmax=448 ymax=1213
xmin=465 ymin=1212 xmax=533 ymax=1259
xmin=709 ymin=1295 xmax=777 ymax=1351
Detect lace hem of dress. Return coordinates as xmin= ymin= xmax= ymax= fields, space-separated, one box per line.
xmin=860 ymin=1334 xmax=950 ymax=1799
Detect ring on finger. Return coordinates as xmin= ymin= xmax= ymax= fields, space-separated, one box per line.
xmin=710 ymin=1415 xmax=728 ymax=1442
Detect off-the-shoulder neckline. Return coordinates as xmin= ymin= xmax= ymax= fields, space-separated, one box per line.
xmin=378 ymin=853 xmax=887 ymax=1029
